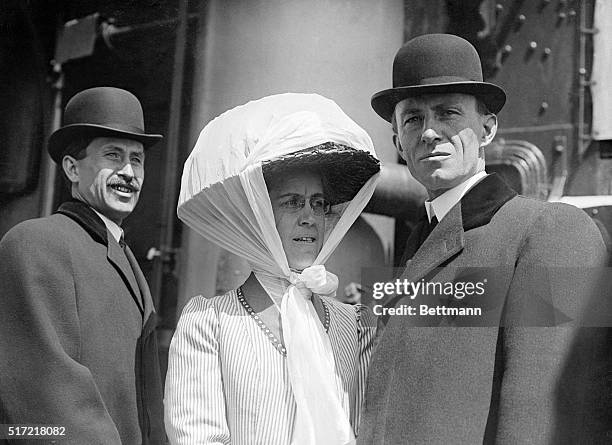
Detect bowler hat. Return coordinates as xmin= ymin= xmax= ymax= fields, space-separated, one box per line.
xmin=48 ymin=87 xmax=163 ymax=163
xmin=371 ymin=33 xmax=506 ymax=122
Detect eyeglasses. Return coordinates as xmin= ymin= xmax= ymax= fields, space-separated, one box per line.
xmin=277 ymin=194 xmax=331 ymax=216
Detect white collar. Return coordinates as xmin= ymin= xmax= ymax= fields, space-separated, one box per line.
xmin=91 ymin=208 xmax=124 ymax=243
xmin=425 ymin=171 xmax=488 ymax=223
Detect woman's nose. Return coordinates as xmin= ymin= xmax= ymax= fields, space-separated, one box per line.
xmin=298 ymin=203 xmax=316 ymax=225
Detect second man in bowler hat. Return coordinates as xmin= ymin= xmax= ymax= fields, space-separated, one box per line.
xmin=358 ymin=34 xmax=608 ymax=443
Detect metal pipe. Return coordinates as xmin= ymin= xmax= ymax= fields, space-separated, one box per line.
xmin=101 ymin=14 xmax=199 ymax=50
xmin=365 ymin=163 xmax=428 ymax=221
xmin=40 ymin=63 xmax=63 ymax=216
xmin=150 ymin=0 xmax=190 ymax=310
xmin=577 ymin=0 xmax=591 ymax=158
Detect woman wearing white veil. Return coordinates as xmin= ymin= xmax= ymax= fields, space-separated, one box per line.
xmin=164 ymin=93 xmax=380 ymax=445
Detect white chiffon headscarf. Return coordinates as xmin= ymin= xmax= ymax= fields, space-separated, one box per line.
xmin=178 ymin=93 xmax=379 ymax=445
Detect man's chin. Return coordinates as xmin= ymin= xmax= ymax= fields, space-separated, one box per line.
xmin=422 ymin=173 xmax=466 ymax=196
xmin=102 ymin=203 xmax=136 ymax=224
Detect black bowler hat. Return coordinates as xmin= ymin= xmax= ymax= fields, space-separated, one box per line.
xmin=371 ymin=33 xmax=506 ymax=122
xmin=48 ymin=87 xmax=163 ymax=163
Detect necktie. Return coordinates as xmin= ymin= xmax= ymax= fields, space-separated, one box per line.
xmin=413 ymin=214 xmax=438 ymax=253
xmin=429 ymin=215 xmax=439 ymax=232
xmin=423 ymin=214 xmax=438 ymax=239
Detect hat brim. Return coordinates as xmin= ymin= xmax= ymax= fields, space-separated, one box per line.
xmin=48 ymin=124 xmax=163 ymax=163
xmin=371 ymin=81 xmax=507 ymax=122
xmin=262 ymin=143 xmax=380 ymax=205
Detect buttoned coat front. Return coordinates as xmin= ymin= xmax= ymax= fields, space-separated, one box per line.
xmin=358 ymin=175 xmax=609 ymax=444
xmin=0 ymin=201 xmax=165 ymax=445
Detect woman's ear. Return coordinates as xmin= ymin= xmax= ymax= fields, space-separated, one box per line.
xmin=481 ymin=113 xmax=498 ymax=147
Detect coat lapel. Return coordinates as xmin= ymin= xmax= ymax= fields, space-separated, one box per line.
xmin=124 ymin=244 xmax=154 ymax=321
xmin=57 ymin=200 xmax=107 ymax=244
xmin=379 ymin=175 xmax=516 ymax=326
xmin=57 ymin=200 xmax=145 ymax=316
xmin=401 ymin=203 xmax=465 ymax=283
xmin=107 ymin=239 xmax=145 ymax=314
xmin=400 ymin=174 xmax=517 ymax=282
xmin=461 ymin=174 xmax=517 ymax=232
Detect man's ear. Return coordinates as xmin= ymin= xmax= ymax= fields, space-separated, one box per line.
xmin=481 ymin=113 xmax=498 ymax=147
xmin=393 ymin=134 xmax=405 ymax=160
xmin=62 ymin=155 xmax=79 ymax=184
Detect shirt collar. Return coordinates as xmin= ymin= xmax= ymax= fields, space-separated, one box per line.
xmin=91 ymin=208 xmax=124 ymax=243
xmin=425 ymin=171 xmax=488 ymax=223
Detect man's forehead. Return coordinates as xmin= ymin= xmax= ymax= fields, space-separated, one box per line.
xmin=396 ymin=93 xmax=477 ymax=112
xmin=88 ymin=137 xmax=145 ymax=154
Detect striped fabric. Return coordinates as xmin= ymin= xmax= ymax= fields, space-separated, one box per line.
xmin=164 ymin=289 xmax=375 ymax=445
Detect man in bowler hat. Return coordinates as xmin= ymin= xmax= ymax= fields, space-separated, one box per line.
xmin=0 ymin=87 xmax=166 ymax=444
xmin=358 ymin=34 xmax=608 ymax=443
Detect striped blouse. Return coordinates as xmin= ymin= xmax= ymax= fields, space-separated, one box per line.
xmin=164 ymin=289 xmax=375 ymax=445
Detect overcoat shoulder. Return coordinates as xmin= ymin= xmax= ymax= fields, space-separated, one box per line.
xmin=0 ymin=210 xmax=164 ymax=445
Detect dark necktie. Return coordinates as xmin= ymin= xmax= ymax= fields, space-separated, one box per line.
xmin=414 ymin=214 xmax=439 ymax=253
xmin=425 ymin=215 xmax=438 ymax=238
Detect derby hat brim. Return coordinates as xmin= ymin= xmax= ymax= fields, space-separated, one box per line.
xmin=48 ymin=123 xmax=163 ymax=163
xmin=371 ymin=81 xmax=506 ymax=123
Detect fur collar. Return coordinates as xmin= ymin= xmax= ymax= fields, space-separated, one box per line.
xmin=56 ymin=200 xmax=108 ymax=246
xmin=401 ymin=174 xmax=517 ymax=264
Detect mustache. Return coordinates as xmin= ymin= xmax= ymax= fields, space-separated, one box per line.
xmin=107 ymin=178 xmax=140 ymax=192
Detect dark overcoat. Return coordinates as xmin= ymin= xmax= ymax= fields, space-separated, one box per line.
xmin=0 ymin=200 xmax=165 ymax=444
xmin=358 ymin=175 xmax=609 ymax=444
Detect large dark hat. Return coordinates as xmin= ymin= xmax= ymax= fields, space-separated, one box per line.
xmin=48 ymin=86 xmax=163 ymax=163
xmin=261 ymin=143 xmax=380 ymax=205
xmin=371 ymin=33 xmax=506 ymax=122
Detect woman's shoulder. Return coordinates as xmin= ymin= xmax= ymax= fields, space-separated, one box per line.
xmin=322 ymin=297 xmax=376 ymax=329
xmin=320 ymin=295 xmax=353 ymax=314
xmin=319 ymin=296 xmax=364 ymax=323
xmin=174 ymin=289 xmax=243 ymax=338
xmin=354 ymin=304 xmax=377 ymax=329
xmin=181 ymin=289 xmax=240 ymax=315
xmin=320 ymin=296 xmax=372 ymax=318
